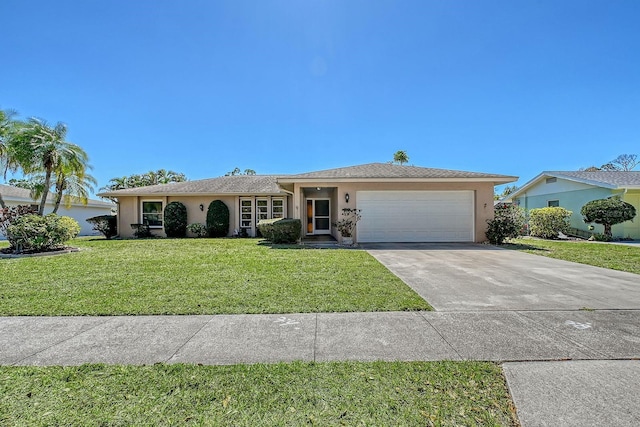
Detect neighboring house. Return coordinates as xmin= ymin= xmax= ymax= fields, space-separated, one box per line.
xmin=0 ymin=184 xmax=115 ymax=237
xmin=98 ymin=163 xmax=516 ymax=243
xmin=505 ymin=171 xmax=640 ymax=239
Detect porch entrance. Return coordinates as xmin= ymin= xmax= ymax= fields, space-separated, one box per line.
xmin=306 ymin=199 xmax=331 ymax=235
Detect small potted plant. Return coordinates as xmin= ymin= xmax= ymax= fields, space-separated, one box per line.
xmin=332 ymin=208 xmax=362 ymax=245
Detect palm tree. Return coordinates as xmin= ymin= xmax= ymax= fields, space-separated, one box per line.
xmin=51 ymin=169 xmax=98 ymax=214
xmin=13 ymin=118 xmax=91 ymax=215
xmin=0 ymin=109 xmax=22 ymax=208
xmin=392 ymin=150 xmax=409 ymax=165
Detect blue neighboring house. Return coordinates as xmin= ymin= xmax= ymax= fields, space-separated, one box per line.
xmin=505 ymin=171 xmax=640 ymax=239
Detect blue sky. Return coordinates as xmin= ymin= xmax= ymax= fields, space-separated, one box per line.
xmin=2 ymin=0 xmax=639 ymax=194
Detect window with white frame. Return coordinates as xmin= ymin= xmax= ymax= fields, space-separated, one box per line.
xmin=240 ymin=199 xmax=253 ymax=230
xmin=142 ymin=201 xmax=163 ymax=227
xmin=272 ymin=198 xmax=284 ymax=218
xmin=256 ymin=199 xmax=269 ymax=223
xmin=547 ymin=200 xmax=560 ymax=207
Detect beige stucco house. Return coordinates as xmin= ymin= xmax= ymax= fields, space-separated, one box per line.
xmin=98 ymin=163 xmax=517 ymax=243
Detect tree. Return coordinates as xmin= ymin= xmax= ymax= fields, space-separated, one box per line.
xmin=485 ymin=203 xmax=525 ymax=244
xmin=100 ymin=169 xmax=187 ymax=193
xmin=494 ymin=185 xmax=518 ymax=200
xmin=392 ymin=150 xmax=409 ymax=165
xmin=0 ymin=109 xmax=22 ymax=208
xmin=11 ymin=118 xmax=91 ymax=216
xmin=581 ymin=153 xmax=639 ymax=172
xmin=610 ymin=154 xmax=639 ymax=171
xmin=225 ymin=167 xmax=256 ymax=176
xmin=581 ymin=197 xmax=636 ymax=239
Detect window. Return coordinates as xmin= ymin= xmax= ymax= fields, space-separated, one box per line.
xmin=545 ymin=177 xmax=557 ymax=184
xmin=240 ymin=199 xmax=253 ymax=230
xmin=272 ymin=198 xmax=284 ymax=218
xmin=256 ymin=199 xmax=269 ymax=222
xmin=142 ymin=201 xmax=163 ymax=227
xmin=547 ymin=200 xmax=560 ymax=207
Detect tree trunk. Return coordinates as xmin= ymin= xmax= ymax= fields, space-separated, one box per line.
xmin=0 ymin=192 xmax=5 ymax=209
xmin=38 ymin=169 xmax=52 ymax=216
xmin=52 ymin=176 xmax=64 ymax=214
xmin=604 ymin=223 xmax=612 ymax=238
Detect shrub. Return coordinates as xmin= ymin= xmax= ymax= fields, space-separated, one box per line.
xmin=590 ymin=233 xmax=612 ymax=242
xmin=163 ymin=201 xmax=187 ymax=238
xmin=187 ymin=223 xmax=208 ymax=238
xmin=486 ymin=203 xmax=525 ymax=245
xmin=528 ymin=207 xmax=572 ymax=239
xmin=131 ymin=223 xmax=153 ymax=238
xmin=6 ymin=214 xmax=80 ymax=252
xmin=206 ymin=200 xmax=230 ymax=237
xmin=257 ymin=218 xmax=302 ymax=243
xmin=0 ymin=205 xmax=36 ymax=237
xmin=86 ymin=215 xmax=117 ymax=239
xmin=581 ymin=197 xmax=636 ymax=239
xmin=332 ymin=208 xmax=362 ymax=238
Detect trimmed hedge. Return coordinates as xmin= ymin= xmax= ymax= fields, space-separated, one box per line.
xmin=6 ymin=214 xmax=80 ymax=252
xmin=206 ymin=200 xmax=230 ymax=237
xmin=528 ymin=207 xmax=572 ymax=239
xmin=86 ymin=215 xmax=117 ymax=239
xmin=257 ymin=218 xmax=302 ymax=244
xmin=164 ymin=201 xmax=187 ymax=238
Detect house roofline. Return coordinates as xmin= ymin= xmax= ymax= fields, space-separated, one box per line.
xmin=276 ymin=177 xmax=518 ymax=185
xmin=504 ymin=171 xmax=640 ymax=201
xmin=97 ymin=191 xmax=288 ymax=198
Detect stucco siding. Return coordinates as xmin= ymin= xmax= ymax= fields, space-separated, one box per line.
xmin=620 ymin=191 xmax=640 ymax=239
xmin=523 ymin=178 xmax=596 ymax=197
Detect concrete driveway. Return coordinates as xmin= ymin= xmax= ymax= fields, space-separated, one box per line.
xmin=364 ymin=243 xmax=640 ymax=311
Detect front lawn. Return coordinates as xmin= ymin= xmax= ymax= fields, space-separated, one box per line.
xmin=0 ymin=361 xmax=518 ymax=426
xmin=0 ymin=238 xmax=430 ymax=315
xmin=506 ymin=238 xmax=640 ymax=275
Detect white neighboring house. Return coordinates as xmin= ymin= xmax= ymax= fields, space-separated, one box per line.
xmin=0 ymin=184 xmax=115 ymax=238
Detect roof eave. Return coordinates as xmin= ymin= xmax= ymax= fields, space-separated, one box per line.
xmin=277 ymin=176 xmax=518 ymax=184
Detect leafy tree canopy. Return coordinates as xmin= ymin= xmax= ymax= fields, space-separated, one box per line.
xmin=101 ymin=169 xmax=187 ymax=192
xmin=225 ymin=167 xmax=256 ymax=176
xmin=391 ymin=150 xmax=409 ymax=165
xmin=581 ymin=196 xmax=637 ymax=238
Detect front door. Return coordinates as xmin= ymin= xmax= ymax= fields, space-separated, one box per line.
xmin=306 ymin=199 xmax=331 ymax=235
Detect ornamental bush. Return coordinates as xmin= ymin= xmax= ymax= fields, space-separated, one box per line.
xmin=206 ymin=200 xmax=230 ymax=237
xmin=485 ymin=203 xmax=525 ymax=245
xmin=528 ymin=207 xmax=572 ymax=239
xmin=6 ymin=214 xmax=80 ymax=252
xmin=86 ymin=215 xmax=117 ymax=239
xmin=164 ymin=201 xmax=187 ymax=238
xmin=187 ymin=223 xmax=208 ymax=238
xmin=581 ymin=197 xmax=636 ymax=239
xmin=257 ymin=218 xmax=302 ymax=243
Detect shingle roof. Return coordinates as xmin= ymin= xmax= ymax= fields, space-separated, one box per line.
xmin=504 ymin=170 xmax=640 ymax=201
xmin=280 ymin=163 xmax=516 ymax=181
xmin=545 ymin=171 xmax=640 ymax=188
xmin=98 ymin=175 xmax=287 ymax=197
xmin=0 ymin=184 xmax=113 ymax=207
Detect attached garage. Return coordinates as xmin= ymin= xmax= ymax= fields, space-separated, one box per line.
xmin=356 ymin=190 xmax=475 ymax=242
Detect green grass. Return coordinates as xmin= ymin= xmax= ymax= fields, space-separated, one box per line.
xmin=0 ymin=361 xmax=518 ymax=426
xmin=0 ymin=238 xmax=431 ymax=315
xmin=506 ymin=238 xmax=640 ymax=275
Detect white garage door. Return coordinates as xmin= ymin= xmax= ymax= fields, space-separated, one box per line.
xmin=356 ymin=191 xmax=474 ymax=242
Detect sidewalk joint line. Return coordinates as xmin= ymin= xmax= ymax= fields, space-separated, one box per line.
xmin=418 ymin=312 xmax=464 ymax=360
xmin=11 ymin=316 xmax=112 ymax=366
xmin=165 ymin=316 xmax=215 ymax=363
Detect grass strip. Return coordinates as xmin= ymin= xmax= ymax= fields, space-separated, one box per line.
xmin=506 ymin=238 xmax=640 ymax=275
xmin=0 ymin=361 xmax=517 ymax=426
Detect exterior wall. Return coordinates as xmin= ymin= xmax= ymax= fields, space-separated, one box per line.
xmin=291 ymin=181 xmax=495 ymax=243
xmin=115 ymin=195 xmax=287 ymax=238
xmin=621 ymin=191 xmax=640 ymax=239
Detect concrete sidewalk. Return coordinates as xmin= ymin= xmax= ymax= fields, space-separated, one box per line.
xmin=2 ymin=309 xmax=639 ymax=366
xmin=2 ymin=310 xmax=640 ymax=426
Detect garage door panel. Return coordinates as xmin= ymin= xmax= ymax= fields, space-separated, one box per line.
xmin=356 ymin=191 xmax=474 ymax=242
